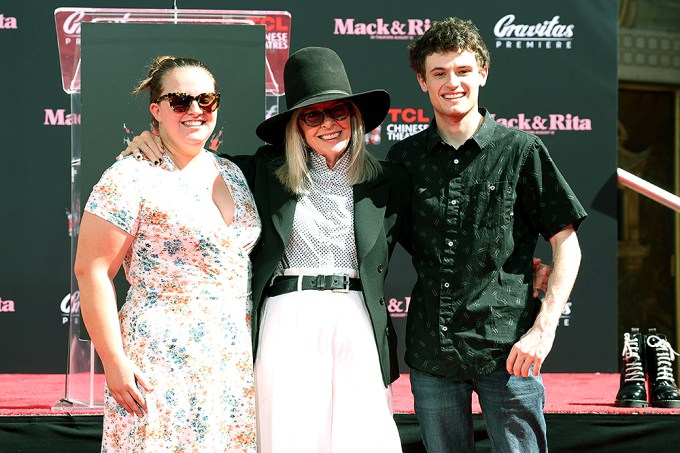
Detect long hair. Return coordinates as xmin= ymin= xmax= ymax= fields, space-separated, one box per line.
xmin=275 ymin=102 xmax=382 ymax=194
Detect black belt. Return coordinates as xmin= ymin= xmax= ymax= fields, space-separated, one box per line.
xmin=266 ymin=274 xmax=362 ymax=297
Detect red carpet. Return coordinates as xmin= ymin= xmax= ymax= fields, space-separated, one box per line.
xmin=0 ymin=374 xmax=103 ymax=416
xmin=391 ymin=372 xmax=680 ymax=415
xmin=3 ymin=373 xmax=680 ymax=416
xmin=3 ymin=373 xmax=680 ymax=452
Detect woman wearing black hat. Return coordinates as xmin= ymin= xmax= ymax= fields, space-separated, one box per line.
xmin=122 ymin=46 xmax=408 ymax=452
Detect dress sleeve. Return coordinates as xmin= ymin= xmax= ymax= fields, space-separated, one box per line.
xmin=84 ymin=159 xmax=143 ymax=236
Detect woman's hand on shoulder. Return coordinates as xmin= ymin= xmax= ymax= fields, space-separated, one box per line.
xmin=118 ymin=131 xmax=165 ymax=166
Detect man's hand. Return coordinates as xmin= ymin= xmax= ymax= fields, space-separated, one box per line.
xmin=509 ymin=226 xmax=581 ymax=377
xmin=118 ymin=130 xmax=165 ymax=165
xmin=506 ymin=327 xmax=556 ymax=377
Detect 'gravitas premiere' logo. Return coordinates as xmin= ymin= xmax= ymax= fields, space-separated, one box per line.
xmin=494 ymin=14 xmax=574 ymax=49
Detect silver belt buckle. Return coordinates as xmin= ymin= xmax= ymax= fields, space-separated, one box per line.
xmin=331 ymin=274 xmax=350 ymax=293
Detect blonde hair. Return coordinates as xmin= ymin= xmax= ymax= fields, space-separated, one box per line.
xmin=275 ymin=102 xmax=382 ymax=194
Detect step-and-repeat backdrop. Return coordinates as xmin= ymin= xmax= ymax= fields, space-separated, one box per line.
xmin=0 ymin=0 xmax=618 ymax=374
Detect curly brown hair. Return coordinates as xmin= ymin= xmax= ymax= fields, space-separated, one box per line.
xmin=408 ymin=17 xmax=491 ymax=78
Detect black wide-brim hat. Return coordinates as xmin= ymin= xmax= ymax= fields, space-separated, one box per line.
xmin=256 ymin=47 xmax=390 ymax=144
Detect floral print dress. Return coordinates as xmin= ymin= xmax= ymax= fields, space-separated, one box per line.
xmin=85 ymin=151 xmax=261 ymax=452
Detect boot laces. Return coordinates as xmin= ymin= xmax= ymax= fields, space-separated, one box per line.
xmin=622 ymin=332 xmax=645 ymax=382
xmin=647 ymin=334 xmax=680 ymax=382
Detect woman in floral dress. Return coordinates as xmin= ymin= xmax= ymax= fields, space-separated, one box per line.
xmin=74 ymin=56 xmax=260 ymax=452
xmin=123 ymin=47 xmax=408 ymax=453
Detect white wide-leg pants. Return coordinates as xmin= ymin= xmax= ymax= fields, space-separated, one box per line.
xmin=255 ymin=289 xmax=402 ymax=453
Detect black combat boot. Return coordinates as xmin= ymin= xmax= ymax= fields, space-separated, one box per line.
xmin=646 ymin=328 xmax=680 ymax=408
xmin=615 ymin=328 xmax=648 ymax=407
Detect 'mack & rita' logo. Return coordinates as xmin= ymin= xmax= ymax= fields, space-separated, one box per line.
xmin=492 ymin=112 xmax=592 ymax=135
xmin=0 ymin=13 xmax=17 ymax=29
xmin=334 ymin=18 xmax=431 ymax=40
xmin=387 ymin=296 xmax=411 ymax=318
xmin=0 ymin=296 xmax=16 ymax=312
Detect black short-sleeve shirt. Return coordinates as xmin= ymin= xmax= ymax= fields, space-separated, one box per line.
xmin=386 ymin=109 xmax=587 ymax=379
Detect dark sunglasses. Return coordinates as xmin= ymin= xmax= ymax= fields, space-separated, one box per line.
xmin=298 ymin=103 xmax=351 ymax=127
xmin=153 ymin=92 xmax=221 ymax=113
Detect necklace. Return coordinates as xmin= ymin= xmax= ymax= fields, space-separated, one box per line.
xmin=164 ymin=149 xmax=184 ymax=170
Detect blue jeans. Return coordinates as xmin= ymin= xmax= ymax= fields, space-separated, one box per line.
xmin=410 ymin=368 xmax=547 ymax=453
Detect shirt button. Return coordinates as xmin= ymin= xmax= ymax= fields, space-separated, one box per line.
xmin=443 ymin=282 xmax=450 ymax=288
xmin=448 ymin=241 xmax=454 ymax=247
xmin=442 ymin=326 xmax=448 ymax=332
xmin=377 ymin=264 xmax=384 ymax=273
xmin=454 ymin=159 xmax=459 ymax=164
xmin=451 ymin=200 xmax=457 ymax=205
xmin=379 ymin=297 xmax=385 ymax=305
xmin=489 ymin=185 xmax=496 ymax=190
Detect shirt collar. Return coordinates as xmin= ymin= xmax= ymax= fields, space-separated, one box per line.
xmin=426 ymin=108 xmax=496 ymax=153
xmin=308 ymin=148 xmax=352 ymax=184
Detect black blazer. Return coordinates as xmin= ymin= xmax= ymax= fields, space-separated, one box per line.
xmin=231 ymin=145 xmax=410 ymax=387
